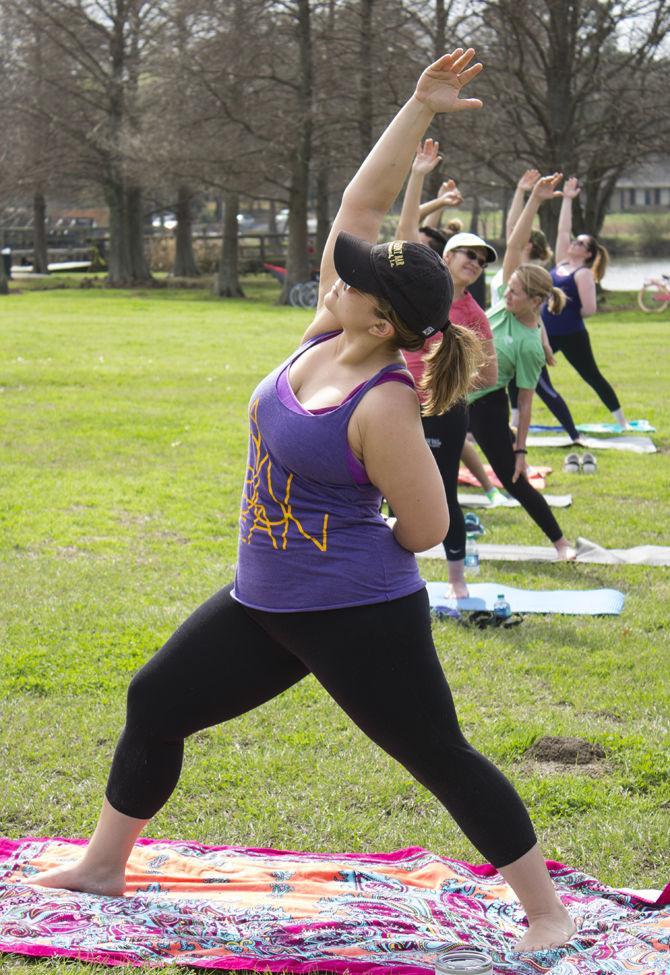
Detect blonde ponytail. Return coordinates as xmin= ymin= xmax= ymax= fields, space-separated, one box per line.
xmin=371 ymin=297 xmax=484 ymax=415
xmin=547 ymin=287 xmax=566 ymax=315
xmin=419 ymin=324 xmax=483 ymax=415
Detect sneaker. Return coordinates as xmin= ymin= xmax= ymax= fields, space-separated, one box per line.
xmin=485 ymin=487 xmax=507 ymax=507
xmin=563 ymin=452 xmax=581 ymax=474
xmin=581 ymin=452 xmax=597 ymax=474
xmin=464 ymin=512 xmax=485 ymax=537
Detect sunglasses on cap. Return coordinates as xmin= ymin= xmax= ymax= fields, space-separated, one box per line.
xmin=451 ymin=248 xmax=489 ymax=269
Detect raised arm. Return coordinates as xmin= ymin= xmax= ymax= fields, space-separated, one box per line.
xmin=420 ymin=179 xmax=463 ymax=227
xmin=505 ymin=169 xmax=540 ymax=239
xmin=396 ymin=139 xmax=442 ymax=243
xmin=313 ymin=49 xmax=483 ymax=319
xmin=555 ymin=176 xmax=579 ymax=264
xmin=503 ymin=172 xmax=562 ymax=284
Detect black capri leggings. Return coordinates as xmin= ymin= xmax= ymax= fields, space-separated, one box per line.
xmin=469 ymin=387 xmax=563 ymax=544
xmin=508 ymin=368 xmax=580 ymax=442
xmin=106 ymin=585 xmax=537 ymax=868
xmin=422 ymin=401 xmax=468 ymax=563
xmin=550 ymin=328 xmax=620 ymax=413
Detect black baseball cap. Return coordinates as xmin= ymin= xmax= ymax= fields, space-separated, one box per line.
xmin=418 ymin=225 xmax=449 ymax=252
xmin=333 ymin=232 xmax=453 ymax=338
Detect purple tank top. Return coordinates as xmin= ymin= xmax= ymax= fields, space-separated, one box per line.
xmin=232 ymin=331 xmax=424 ymax=612
xmin=541 ymin=264 xmax=586 ymax=337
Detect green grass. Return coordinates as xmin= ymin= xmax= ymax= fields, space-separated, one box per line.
xmin=0 ymin=283 xmax=669 ymax=974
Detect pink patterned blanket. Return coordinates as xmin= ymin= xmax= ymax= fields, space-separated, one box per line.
xmin=0 ymin=837 xmax=668 ymax=973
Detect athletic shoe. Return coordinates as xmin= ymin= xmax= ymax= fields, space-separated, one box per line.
xmin=563 ymin=452 xmax=581 ymax=474
xmin=485 ymin=487 xmax=507 ymax=507
xmin=581 ymin=452 xmax=597 ymax=474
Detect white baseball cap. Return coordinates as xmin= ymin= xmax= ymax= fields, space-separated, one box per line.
xmin=444 ymin=232 xmax=497 ymax=264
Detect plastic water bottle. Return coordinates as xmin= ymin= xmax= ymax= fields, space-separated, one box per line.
xmin=464 ymin=536 xmax=480 ymax=575
xmin=493 ymin=593 xmax=511 ymax=620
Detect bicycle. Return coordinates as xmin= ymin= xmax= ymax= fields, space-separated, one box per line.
xmin=289 ymin=277 xmax=319 ymax=309
xmin=638 ymin=273 xmax=670 ymax=313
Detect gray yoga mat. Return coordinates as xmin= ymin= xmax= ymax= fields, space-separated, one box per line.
xmin=458 ymin=492 xmax=572 ymax=509
xmin=526 ymin=434 xmax=656 ymax=454
xmin=418 ymin=536 xmax=670 ymax=566
xmin=426 ymin=581 xmax=625 ymax=615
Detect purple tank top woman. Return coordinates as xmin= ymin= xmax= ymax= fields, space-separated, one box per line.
xmin=232 ymin=331 xmax=424 ymax=612
xmin=541 ymin=264 xmax=586 ymax=337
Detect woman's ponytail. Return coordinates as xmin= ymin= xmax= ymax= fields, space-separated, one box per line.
xmin=419 ymin=323 xmax=484 ymax=416
xmin=584 ymin=236 xmax=609 ymax=283
xmin=547 ymin=286 xmax=567 ymax=315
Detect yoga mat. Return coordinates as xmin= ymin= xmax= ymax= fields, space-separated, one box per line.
xmin=459 ymin=465 xmax=551 ymax=490
xmin=458 ymin=492 xmax=572 ymax=509
xmin=529 ymin=419 xmax=655 ymax=434
xmin=0 ymin=838 xmax=668 ymax=973
xmin=419 ymin=537 xmax=670 ymax=566
xmin=426 ymin=581 xmax=625 ymax=615
xmin=526 ymin=434 xmax=657 ymax=454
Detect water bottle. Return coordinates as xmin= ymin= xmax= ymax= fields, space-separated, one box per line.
xmin=464 ymin=536 xmax=480 ymax=575
xmin=493 ymin=592 xmax=511 ymax=620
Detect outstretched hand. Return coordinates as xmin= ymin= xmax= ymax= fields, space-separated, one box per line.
xmin=414 ymin=49 xmax=483 ymax=114
xmin=518 ymin=169 xmax=540 ymax=191
xmin=562 ymin=176 xmax=580 ymax=199
xmin=531 ymin=172 xmax=563 ymax=203
xmin=437 ymin=178 xmax=463 ymax=207
xmin=412 ymin=139 xmax=442 ymax=175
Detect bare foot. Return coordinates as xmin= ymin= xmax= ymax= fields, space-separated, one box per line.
xmin=515 ymin=908 xmax=576 ymax=952
xmin=26 ymin=860 xmax=126 ymax=897
xmin=554 ymin=541 xmax=576 ymax=561
xmin=445 ymin=581 xmax=469 ymax=599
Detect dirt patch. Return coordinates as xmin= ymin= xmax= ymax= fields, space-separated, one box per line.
xmin=525 ymin=735 xmax=606 ymax=764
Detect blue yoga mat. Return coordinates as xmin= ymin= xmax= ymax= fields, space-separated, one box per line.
xmin=426 ymin=581 xmax=625 ymax=616
xmin=529 ymin=419 xmax=655 ymax=434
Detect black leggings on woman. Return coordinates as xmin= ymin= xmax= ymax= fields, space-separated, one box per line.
xmin=508 ymin=368 xmax=580 ymax=442
xmin=469 ymin=387 xmax=563 ymax=543
xmin=550 ymin=328 xmax=620 ymax=412
xmin=106 ymin=585 xmax=537 ymax=868
xmin=421 ymin=401 xmax=468 ymax=562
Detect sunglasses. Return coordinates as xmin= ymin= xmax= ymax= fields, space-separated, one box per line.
xmin=452 ymin=248 xmax=489 ymax=268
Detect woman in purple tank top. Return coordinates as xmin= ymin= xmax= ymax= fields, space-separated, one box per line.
xmin=541 ymin=177 xmax=627 ymax=427
xmin=31 ymin=50 xmax=575 ymax=953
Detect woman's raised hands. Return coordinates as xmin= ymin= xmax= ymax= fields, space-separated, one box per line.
xmin=518 ymin=169 xmax=541 ymax=191
xmin=437 ymin=178 xmax=463 ymax=207
xmin=412 ymin=139 xmax=442 ymax=175
xmin=562 ymin=176 xmax=581 ymax=199
xmin=530 ymin=172 xmax=564 ymax=202
xmin=414 ymin=49 xmax=483 ymax=114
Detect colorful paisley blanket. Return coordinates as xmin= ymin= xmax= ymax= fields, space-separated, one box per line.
xmin=0 ymin=838 xmax=668 ymax=973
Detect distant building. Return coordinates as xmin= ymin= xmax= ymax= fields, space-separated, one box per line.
xmin=614 ymin=157 xmax=670 ymax=210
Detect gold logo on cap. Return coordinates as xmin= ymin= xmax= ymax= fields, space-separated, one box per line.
xmin=387 ymin=241 xmax=405 ymax=268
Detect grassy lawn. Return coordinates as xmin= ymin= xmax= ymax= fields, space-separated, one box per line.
xmin=0 ymin=281 xmax=669 ymax=974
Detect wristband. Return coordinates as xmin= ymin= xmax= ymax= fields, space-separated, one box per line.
xmin=513 ymin=448 xmax=528 ymax=454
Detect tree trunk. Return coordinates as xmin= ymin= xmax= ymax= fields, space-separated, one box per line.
xmin=173 ymin=184 xmax=199 ymax=277
xmin=0 ymin=259 xmax=8 ymax=295
xmin=105 ymin=180 xmax=152 ymax=286
xmin=280 ymin=0 xmax=313 ymax=304
xmin=33 ymin=191 xmax=49 ymax=273
xmin=214 ymin=190 xmax=244 ymax=298
xmin=267 ymin=199 xmax=278 ymax=235
xmin=315 ymin=166 xmax=329 ymax=261
xmin=469 ymin=194 xmax=480 ymax=235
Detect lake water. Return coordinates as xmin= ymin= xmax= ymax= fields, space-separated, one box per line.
xmin=598 ymin=258 xmax=669 ymax=291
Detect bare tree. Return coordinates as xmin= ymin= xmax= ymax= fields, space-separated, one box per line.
xmin=471 ymin=0 xmax=670 ymax=239
xmin=15 ymin=0 xmax=165 ymax=285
